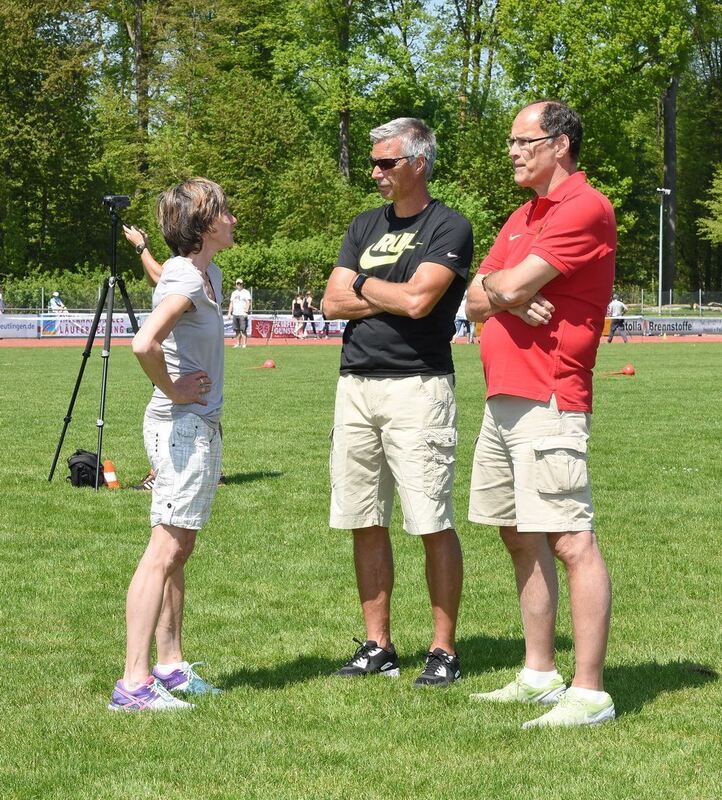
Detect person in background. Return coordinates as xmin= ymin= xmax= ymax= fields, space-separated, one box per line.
xmin=302 ymin=290 xmax=319 ymax=338
xmin=108 ymin=177 xmax=234 ymax=712
xmin=465 ymin=100 xmax=616 ymax=729
xmin=453 ymin=290 xmax=473 ymax=343
xmin=319 ymin=296 xmax=331 ymax=338
xmin=228 ymin=279 xmax=252 ymax=348
xmin=291 ymin=292 xmax=304 ymax=338
xmin=48 ymin=292 xmax=67 ymax=313
xmin=606 ymin=294 xmax=628 ymax=343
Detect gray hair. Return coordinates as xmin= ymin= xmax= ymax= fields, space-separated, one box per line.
xmin=369 ymin=117 xmax=436 ymax=178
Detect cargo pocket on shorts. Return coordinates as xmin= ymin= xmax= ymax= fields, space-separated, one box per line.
xmin=532 ymin=435 xmax=588 ymax=495
xmin=423 ymin=429 xmax=456 ymax=500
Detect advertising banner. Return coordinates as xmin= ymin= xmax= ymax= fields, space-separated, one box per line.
xmin=39 ymin=313 xmax=147 ymax=338
xmin=0 ymin=315 xmax=38 ymax=338
xmin=249 ymin=316 xmax=346 ymax=338
xmin=616 ymin=316 xmax=722 ymax=336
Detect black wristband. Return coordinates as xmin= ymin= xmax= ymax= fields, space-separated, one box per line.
xmin=352 ymin=273 xmax=369 ymax=295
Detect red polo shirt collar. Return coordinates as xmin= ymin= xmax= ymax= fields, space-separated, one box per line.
xmin=530 ymin=171 xmax=587 ymax=214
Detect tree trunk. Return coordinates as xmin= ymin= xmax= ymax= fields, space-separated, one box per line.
xmin=662 ymin=76 xmax=677 ymax=297
xmin=336 ymin=0 xmax=352 ymax=180
xmin=128 ymin=0 xmax=149 ymax=176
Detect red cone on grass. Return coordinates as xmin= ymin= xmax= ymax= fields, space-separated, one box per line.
xmin=262 ymin=359 xmax=276 ymax=369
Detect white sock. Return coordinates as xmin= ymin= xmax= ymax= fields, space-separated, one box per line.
xmin=566 ymin=686 xmax=610 ymax=702
xmin=520 ymin=667 xmax=562 ymax=687
xmin=154 ymin=660 xmax=188 ymax=676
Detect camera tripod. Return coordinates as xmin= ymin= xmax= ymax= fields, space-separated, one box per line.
xmin=48 ymin=195 xmax=141 ymax=488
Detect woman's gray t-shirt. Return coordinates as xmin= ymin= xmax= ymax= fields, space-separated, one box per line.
xmin=144 ymin=256 xmax=224 ymax=425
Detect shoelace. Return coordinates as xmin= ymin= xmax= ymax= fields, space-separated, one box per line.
xmin=151 ymin=679 xmax=179 ymax=703
xmin=422 ymin=651 xmax=449 ymax=675
xmin=181 ymin=661 xmax=211 ymax=686
xmin=348 ymin=637 xmax=378 ymax=665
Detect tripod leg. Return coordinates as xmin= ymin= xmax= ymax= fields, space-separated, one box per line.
xmin=48 ymin=278 xmax=110 ymax=481
xmin=94 ymin=276 xmax=119 ymax=489
xmin=116 ymin=276 xmax=140 ymax=334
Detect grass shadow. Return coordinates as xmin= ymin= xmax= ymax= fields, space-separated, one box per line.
xmin=220 ymin=635 xmax=575 ymax=690
xmin=608 ymin=659 xmax=719 ymax=715
xmin=398 ymin=633 xmax=574 ymax=677
xmin=220 ymin=470 xmax=283 ymax=486
xmin=220 ymin=654 xmax=340 ymax=690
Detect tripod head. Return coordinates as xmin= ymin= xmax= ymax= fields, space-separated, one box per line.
xmin=102 ymin=195 xmax=131 ymax=212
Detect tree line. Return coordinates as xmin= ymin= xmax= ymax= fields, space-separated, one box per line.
xmin=1 ymin=0 xmax=720 ymax=301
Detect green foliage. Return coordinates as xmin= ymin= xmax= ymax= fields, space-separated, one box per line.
xmin=697 ymin=164 xmax=722 ymax=246
xmin=3 ymin=263 xmax=154 ymax=310
xmin=215 ymin=235 xmax=344 ymax=296
xmin=0 ymin=0 xmax=720 ymax=292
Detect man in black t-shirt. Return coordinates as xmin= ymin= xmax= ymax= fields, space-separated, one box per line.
xmin=323 ymin=117 xmax=473 ymax=687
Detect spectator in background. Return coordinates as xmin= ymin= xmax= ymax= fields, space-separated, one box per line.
xmin=606 ymin=294 xmax=628 ymax=343
xmin=453 ymin=290 xmax=473 ymax=342
xmin=48 ymin=292 xmax=68 ymax=313
xmin=228 ymin=279 xmax=252 ymax=348
xmin=0 ymin=285 xmax=5 ymax=314
xmin=302 ymin=291 xmax=319 ymax=338
xmin=292 ymin=292 xmax=304 ymax=338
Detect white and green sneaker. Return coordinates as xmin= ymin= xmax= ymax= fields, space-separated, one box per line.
xmin=470 ymin=672 xmax=566 ymax=705
xmin=522 ymin=691 xmax=615 ymax=729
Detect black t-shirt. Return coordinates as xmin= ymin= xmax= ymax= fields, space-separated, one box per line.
xmin=337 ymin=200 xmax=473 ymax=376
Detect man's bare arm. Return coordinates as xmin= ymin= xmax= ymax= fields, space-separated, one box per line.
xmin=359 ymin=261 xmax=456 ymax=319
xmin=467 ymin=272 xmax=555 ymax=327
xmin=482 ymin=254 xmax=561 ymax=308
xmin=322 ymin=266 xmax=381 ymax=320
xmin=466 ymin=272 xmax=503 ymax=322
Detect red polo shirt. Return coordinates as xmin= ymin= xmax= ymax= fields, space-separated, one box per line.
xmin=479 ymin=172 xmax=616 ymax=412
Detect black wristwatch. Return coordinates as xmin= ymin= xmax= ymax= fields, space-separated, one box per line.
xmin=135 ymin=242 xmax=147 ymax=255
xmin=352 ymin=273 xmax=369 ymax=295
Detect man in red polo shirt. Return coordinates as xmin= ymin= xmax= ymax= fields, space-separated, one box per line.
xmin=466 ymin=101 xmax=616 ymax=728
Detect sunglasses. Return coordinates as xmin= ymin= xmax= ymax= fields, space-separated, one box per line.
xmin=369 ymin=155 xmax=414 ymax=170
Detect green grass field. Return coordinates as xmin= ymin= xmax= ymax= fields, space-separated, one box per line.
xmin=1 ymin=341 xmax=720 ymax=800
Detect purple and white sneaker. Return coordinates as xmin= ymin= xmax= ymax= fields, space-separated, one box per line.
xmin=108 ymin=676 xmax=194 ymax=712
xmin=152 ymin=662 xmax=221 ymax=695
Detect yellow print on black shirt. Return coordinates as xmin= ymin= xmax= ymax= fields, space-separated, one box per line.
xmin=359 ymin=231 xmax=421 ymax=271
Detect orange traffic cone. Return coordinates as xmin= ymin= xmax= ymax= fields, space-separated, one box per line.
xmin=103 ymin=459 xmax=120 ymax=488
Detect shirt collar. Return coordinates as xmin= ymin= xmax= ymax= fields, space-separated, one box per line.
xmin=538 ymin=171 xmax=588 ymax=206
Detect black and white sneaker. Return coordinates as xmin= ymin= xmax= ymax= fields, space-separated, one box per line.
xmin=335 ymin=638 xmax=400 ymax=678
xmin=414 ymin=648 xmax=461 ymax=687
xmin=131 ymin=470 xmax=156 ymax=491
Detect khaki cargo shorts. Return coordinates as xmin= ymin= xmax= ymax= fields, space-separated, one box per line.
xmin=329 ymin=374 xmax=457 ymax=535
xmin=468 ymin=394 xmax=594 ymax=532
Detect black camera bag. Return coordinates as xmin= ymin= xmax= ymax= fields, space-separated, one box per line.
xmin=67 ymin=450 xmax=104 ymax=488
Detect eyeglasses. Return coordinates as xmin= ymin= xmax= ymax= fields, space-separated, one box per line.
xmin=369 ymin=155 xmax=414 ymax=170
xmin=506 ymin=135 xmax=556 ymax=151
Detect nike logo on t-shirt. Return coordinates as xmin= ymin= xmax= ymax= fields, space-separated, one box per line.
xmin=509 ymin=233 xmax=523 ymax=240
xmin=359 ymin=231 xmax=420 ymax=271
